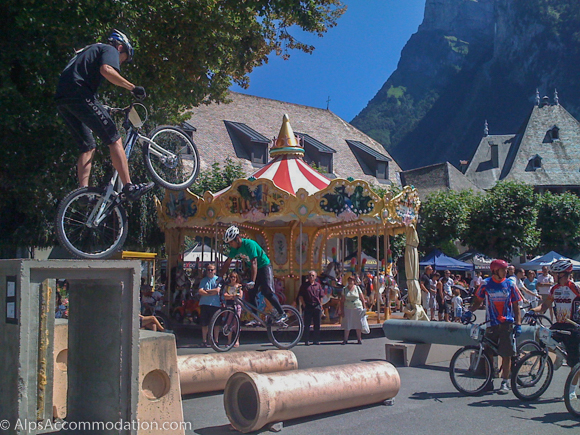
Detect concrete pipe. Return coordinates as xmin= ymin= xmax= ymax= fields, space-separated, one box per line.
xmin=224 ymin=361 xmax=400 ymax=433
xmin=383 ymin=319 xmax=535 ymax=346
xmin=177 ymin=350 xmax=297 ymax=395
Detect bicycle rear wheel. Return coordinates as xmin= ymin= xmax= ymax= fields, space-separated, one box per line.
xmin=510 ymin=350 xmax=553 ymax=401
xmin=449 ymin=345 xmax=493 ymax=396
xmin=56 ymin=187 xmax=128 ymax=259
xmin=208 ymin=308 xmax=240 ymax=352
xmin=144 ymin=126 xmax=199 ymax=190
xmin=564 ymin=362 xmax=580 ymax=418
xmin=267 ymin=305 xmax=304 ymax=350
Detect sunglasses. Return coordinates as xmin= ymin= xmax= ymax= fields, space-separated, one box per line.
xmin=207 ymin=269 xmax=215 ymax=272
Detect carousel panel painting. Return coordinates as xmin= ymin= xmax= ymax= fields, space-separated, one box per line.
xmin=165 ymin=190 xmax=199 ymax=222
xmin=273 ymin=233 xmax=288 ymax=265
xmin=316 ymin=179 xmax=379 ymax=220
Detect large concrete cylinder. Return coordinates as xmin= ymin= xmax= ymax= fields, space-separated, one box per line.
xmin=383 ymin=319 xmax=535 ymax=346
xmin=224 ymin=361 xmax=400 ymax=433
xmin=177 ymin=350 xmax=297 ymax=395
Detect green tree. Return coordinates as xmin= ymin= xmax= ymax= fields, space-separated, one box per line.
xmin=189 ymin=157 xmax=245 ymax=196
xmin=418 ymin=189 xmax=474 ymax=256
xmin=0 ymin=0 xmax=346 ymax=255
xmin=536 ymin=191 xmax=580 ymax=256
xmin=462 ymin=182 xmax=540 ymax=259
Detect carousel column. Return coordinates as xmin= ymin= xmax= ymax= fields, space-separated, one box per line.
xmin=376 ymin=225 xmax=381 ymax=323
xmin=384 ymin=227 xmax=390 ymax=320
xmin=356 ymin=231 xmax=362 ymax=275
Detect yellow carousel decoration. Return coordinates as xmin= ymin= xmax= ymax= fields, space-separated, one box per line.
xmin=156 ymin=114 xmax=427 ymax=321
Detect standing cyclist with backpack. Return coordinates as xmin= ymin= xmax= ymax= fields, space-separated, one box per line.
xmin=220 ymin=226 xmax=286 ymax=324
xmin=55 ymin=29 xmax=153 ymax=201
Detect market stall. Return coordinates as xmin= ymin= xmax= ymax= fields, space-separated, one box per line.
xmin=156 ymin=114 xmax=423 ymax=320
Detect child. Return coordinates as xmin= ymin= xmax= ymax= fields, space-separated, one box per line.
xmin=451 ymin=288 xmax=463 ymax=322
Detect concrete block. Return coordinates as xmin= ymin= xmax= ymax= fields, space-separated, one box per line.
xmin=137 ymin=330 xmax=184 ymax=435
xmin=385 ymin=341 xmax=461 ymax=367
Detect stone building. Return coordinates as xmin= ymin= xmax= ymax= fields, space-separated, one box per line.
xmin=464 ymin=92 xmax=580 ymax=194
xmin=183 ymin=92 xmax=402 ymax=189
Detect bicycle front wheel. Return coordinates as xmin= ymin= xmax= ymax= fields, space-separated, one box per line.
xmin=267 ymin=305 xmax=304 ymax=350
xmin=522 ymin=313 xmax=553 ymax=328
xmin=144 ymin=126 xmax=200 ymax=190
xmin=56 ymin=187 xmax=128 ymax=259
xmin=516 ymin=340 xmax=542 ymax=361
xmin=208 ymin=308 xmax=240 ymax=352
xmin=564 ymin=362 xmax=580 ymax=418
xmin=511 ymin=350 xmax=553 ymax=401
xmin=449 ymin=345 xmax=493 ymax=396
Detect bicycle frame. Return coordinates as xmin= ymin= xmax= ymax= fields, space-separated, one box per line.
xmin=232 ymin=295 xmax=275 ymax=327
xmin=84 ymin=105 xmax=179 ymax=228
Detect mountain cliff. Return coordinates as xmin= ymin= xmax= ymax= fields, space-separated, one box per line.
xmin=351 ymin=0 xmax=580 ymax=170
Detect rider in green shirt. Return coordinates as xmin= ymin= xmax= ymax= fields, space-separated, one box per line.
xmin=220 ymin=226 xmax=285 ymax=322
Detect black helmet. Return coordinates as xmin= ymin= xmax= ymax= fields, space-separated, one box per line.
xmin=108 ymin=29 xmax=134 ymax=62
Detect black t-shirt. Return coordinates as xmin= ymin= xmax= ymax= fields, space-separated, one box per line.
xmin=420 ymin=273 xmax=431 ymax=292
xmin=55 ymin=43 xmax=120 ymax=99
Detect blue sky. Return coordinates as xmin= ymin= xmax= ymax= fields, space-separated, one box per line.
xmin=231 ymin=0 xmax=426 ymax=122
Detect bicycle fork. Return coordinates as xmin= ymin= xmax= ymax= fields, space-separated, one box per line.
xmin=86 ymin=175 xmax=122 ymax=228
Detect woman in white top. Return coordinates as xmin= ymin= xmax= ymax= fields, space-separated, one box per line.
xmin=339 ymin=274 xmax=367 ymax=345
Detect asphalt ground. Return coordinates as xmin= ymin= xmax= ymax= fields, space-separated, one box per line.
xmin=174 ymin=324 xmax=580 ymax=435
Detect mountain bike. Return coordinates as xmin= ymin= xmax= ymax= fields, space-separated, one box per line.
xmin=564 ymin=361 xmax=580 ymax=418
xmin=208 ymin=284 xmax=304 ymax=352
xmin=510 ymin=322 xmax=571 ymax=401
xmin=449 ymin=320 xmax=541 ymax=396
xmin=55 ymin=102 xmax=199 ymax=259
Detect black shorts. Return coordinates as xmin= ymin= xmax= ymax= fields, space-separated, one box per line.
xmin=57 ymin=96 xmax=121 ymax=152
xmin=199 ymin=305 xmax=220 ymax=327
xmin=485 ymin=323 xmax=516 ymax=358
xmin=551 ymin=323 xmax=580 ymax=367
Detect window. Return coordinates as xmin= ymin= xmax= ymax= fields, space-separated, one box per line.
xmin=224 ymin=121 xmax=270 ymax=165
xmin=296 ymin=132 xmax=336 ymax=174
xmin=526 ymin=154 xmax=542 ymax=171
xmin=551 ymin=126 xmax=560 ymax=140
xmin=346 ymin=140 xmax=391 ymax=180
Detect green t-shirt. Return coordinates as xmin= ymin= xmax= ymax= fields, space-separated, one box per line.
xmin=227 ymin=238 xmax=270 ymax=269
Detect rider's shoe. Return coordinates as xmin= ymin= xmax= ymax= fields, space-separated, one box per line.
xmin=498 ymin=380 xmax=510 ymax=395
xmin=273 ymin=312 xmax=288 ymax=324
xmin=246 ymin=320 xmax=260 ymax=327
xmin=122 ymin=182 xmax=154 ymax=201
xmin=570 ymin=391 xmax=577 ymax=401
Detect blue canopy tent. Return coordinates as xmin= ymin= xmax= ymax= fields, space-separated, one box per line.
xmin=520 ymin=251 xmax=580 ymax=271
xmin=419 ymin=249 xmax=475 ymax=271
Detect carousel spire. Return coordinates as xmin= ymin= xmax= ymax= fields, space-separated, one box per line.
xmin=270 ymin=114 xmax=305 ymax=158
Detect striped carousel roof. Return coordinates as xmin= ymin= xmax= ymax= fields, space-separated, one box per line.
xmin=250 ymin=154 xmax=330 ymax=195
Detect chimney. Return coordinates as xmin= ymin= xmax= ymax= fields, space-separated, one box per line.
xmin=489 ymin=141 xmax=499 ymax=168
xmin=459 ymin=160 xmax=469 ymax=173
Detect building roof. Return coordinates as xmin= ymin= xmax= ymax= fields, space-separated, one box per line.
xmin=465 ymin=100 xmax=580 ymax=189
xmin=185 ymin=92 xmax=402 ymax=187
xmin=400 ymin=161 xmax=482 ymax=200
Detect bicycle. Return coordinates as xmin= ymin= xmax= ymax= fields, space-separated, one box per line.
xmin=55 ymin=102 xmax=200 ymax=259
xmin=208 ymin=284 xmax=304 ymax=352
xmin=449 ymin=319 xmax=541 ymax=396
xmin=564 ymin=361 xmax=580 ymax=418
xmin=510 ymin=322 xmax=571 ymax=401
xmin=521 ymin=304 xmax=553 ymax=328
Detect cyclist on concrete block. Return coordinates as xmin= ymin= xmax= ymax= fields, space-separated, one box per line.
xmin=220 ymin=226 xmax=286 ymax=324
xmin=530 ymin=259 xmax=580 ymax=400
xmin=55 ymin=29 xmax=153 ymax=201
xmin=462 ymin=259 xmax=522 ymax=394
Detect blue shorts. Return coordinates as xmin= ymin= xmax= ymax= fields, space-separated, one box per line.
xmin=57 ymin=96 xmax=121 ymax=152
xmin=455 ymin=307 xmax=463 ymax=319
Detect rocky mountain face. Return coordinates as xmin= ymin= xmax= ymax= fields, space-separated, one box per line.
xmin=351 ymin=0 xmax=580 ymax=170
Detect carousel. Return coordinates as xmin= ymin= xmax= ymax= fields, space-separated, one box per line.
xmin=156 ymin=114 xmax=428 ymax=321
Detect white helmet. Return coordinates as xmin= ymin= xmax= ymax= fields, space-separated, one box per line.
xmin=223 ymin=226 xmax=240 ymax=243
xmin=549 ymin=259 xmax=573 ymax=273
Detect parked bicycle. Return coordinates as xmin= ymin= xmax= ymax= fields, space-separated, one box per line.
xmin=511 ymin=319 xmax=575 ymax=401
xmin=521 ymin=305 xmax=553 ymax=328
xmin=449 ymin=319 xmax=541 ymax=396
xmin=564 ymin=360 xmax=580 ymax=418
xmin=208 ymin=283 xmax=304 ymax=352
xmin=55 ymin=103 xmax=199 ymax=259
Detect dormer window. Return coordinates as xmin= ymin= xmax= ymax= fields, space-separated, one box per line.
xmin=526 ymin=154 xmax=542 ymax=172
xmin=296 ymin=132 xmax=336 ymax=174
xmin=224 ymin=121 xmax=269 ymax=166
xmin=346 ymin=140 xmax=391 ymax=181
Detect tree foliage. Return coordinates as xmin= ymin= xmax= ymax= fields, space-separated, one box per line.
xmin=536 ymin=191 xmax=580 ymax=256
xmin=418 ymin=189 xmax=474 ymax=256
xmin=0 ymin=0 xmax=345 ymax=254
xmin=188 ymin=157 xmax=245 ymax=196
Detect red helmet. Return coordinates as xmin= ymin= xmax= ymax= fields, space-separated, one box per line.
xmin=490 ymin=259 xmax=509 ymax=272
